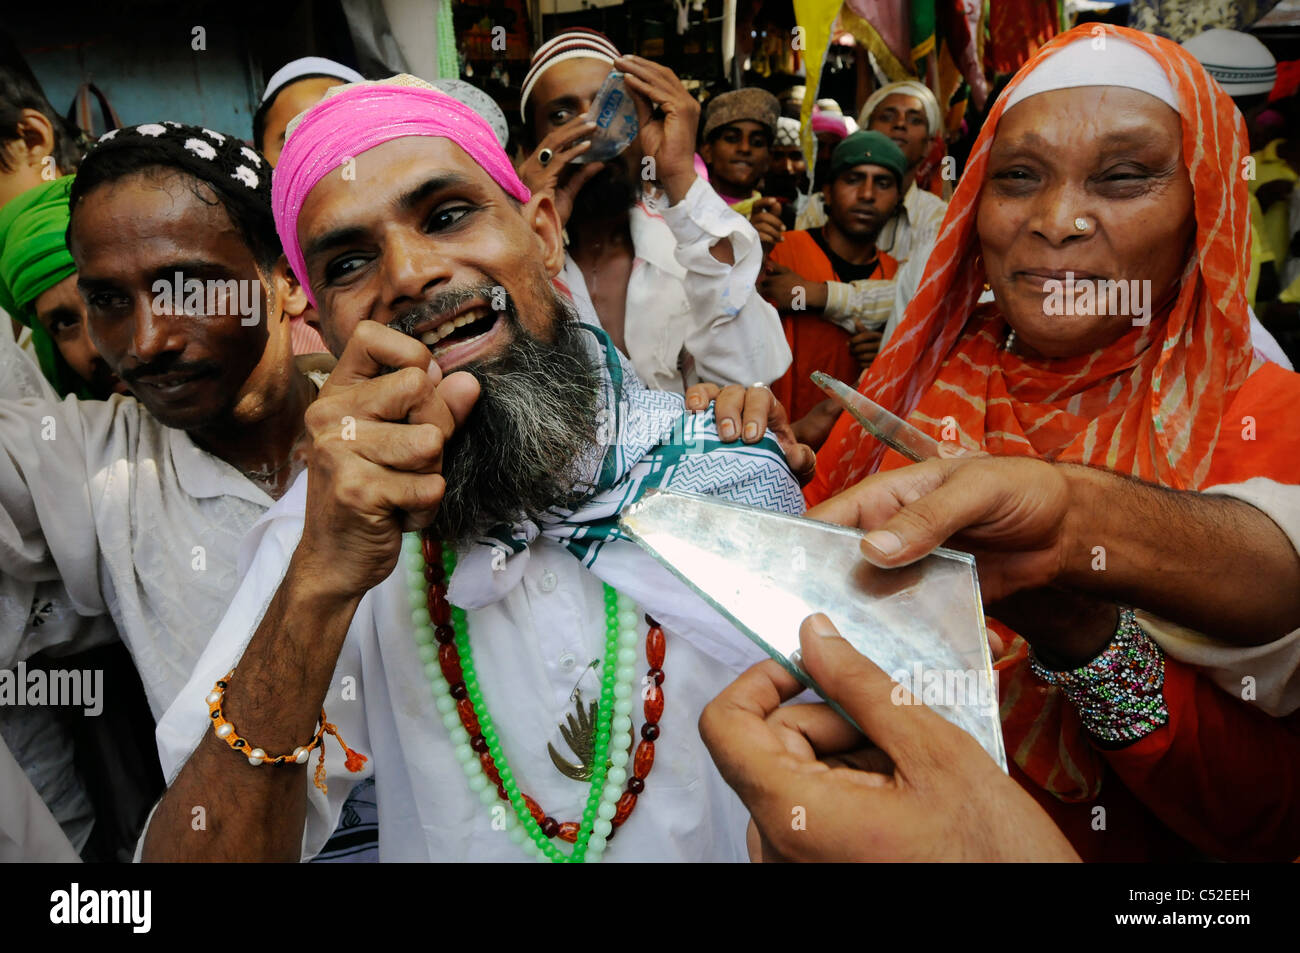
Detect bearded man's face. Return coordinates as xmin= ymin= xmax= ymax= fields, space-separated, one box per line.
xmin=300 ymin=135 xmax=604 ymax=539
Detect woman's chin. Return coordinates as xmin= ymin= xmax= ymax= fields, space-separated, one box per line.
xmin=1004 ymin=315 xmax=1134 ymax=361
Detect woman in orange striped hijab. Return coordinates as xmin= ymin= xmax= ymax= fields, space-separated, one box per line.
xmin=807 ymin=24 xmax=1300 ymax=860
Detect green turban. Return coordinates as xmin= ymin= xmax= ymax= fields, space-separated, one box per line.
xmin=0 ymin=175 xmax=88 ymax=398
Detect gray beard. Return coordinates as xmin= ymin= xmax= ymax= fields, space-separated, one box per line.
xmin=427 ymin=302 xmax=603 ymax=542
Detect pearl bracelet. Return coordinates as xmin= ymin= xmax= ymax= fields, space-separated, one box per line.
xmin=206 ymin=673 xmax=367 ymax=792
xmin=1028 ymin=608 xmax=1170 ymax=745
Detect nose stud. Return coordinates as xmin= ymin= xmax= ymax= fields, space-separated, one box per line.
xmin=1074 ymin=217 xmax=1089 ymax=232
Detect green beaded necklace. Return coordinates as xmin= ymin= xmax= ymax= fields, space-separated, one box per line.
xmin=403 ymin=533 xmax=641 ymax=862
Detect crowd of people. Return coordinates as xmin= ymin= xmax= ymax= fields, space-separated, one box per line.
xmin=0 ymin=17 xmax=1298 ymax=864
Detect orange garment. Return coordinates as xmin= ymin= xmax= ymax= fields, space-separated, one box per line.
xmin=290 ymin=314 xmax=328 ymax=354
xmin=804 ymin=23 xmax=1300 ymax=860
xmin=811 ymin=23 xmax=1255 ymax=503
xmin=914 ymin=134 xmax=949 ymax=198
xmin=766 ymin=229 xmax=896 ymax=420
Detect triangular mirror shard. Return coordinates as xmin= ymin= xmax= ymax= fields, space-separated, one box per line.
xmin=619 ymin=489 xmax=1007 ymax=771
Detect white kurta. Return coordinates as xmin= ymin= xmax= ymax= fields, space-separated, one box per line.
xmin=557 ymin=177 xmax=791 ymax=395
xmin=0 ymin=389 xmax=272 ymax=719
xmin=154 ymin=474 xmax=781 ymax=862
xmin=0 ymin=325 xmax=272 ymax=858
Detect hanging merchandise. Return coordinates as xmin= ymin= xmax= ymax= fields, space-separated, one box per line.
xmin=792 ymin=0 xmax=843 ymax=194
xmin=436 ymin=0 xmax=459 ymax=80
xmin=840 ymin=1 xmax=913 ymax=81
xmin=910 ymin=0 xmax=937 ymax=72
xmin=722 ymin=0 xmax=735 ymax=72
xmin=988 ymin=0 xmax=1059 ymax=77
xmin=1129 ymin=0 xmax=1274 ymax=43
xmin=939 ymin=0 xmax=989 ymax=110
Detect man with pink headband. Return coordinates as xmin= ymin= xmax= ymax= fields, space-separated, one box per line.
xmin=143 ymin=76 xmax=810 ymax=862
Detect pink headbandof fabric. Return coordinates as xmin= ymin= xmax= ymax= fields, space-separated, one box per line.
xmin=271 ymin=78 xmax=532 ymax=306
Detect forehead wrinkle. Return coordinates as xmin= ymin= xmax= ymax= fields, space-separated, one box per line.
xmin=72 ymin=214 xmax=246 ymax=284
xmin=993 ymin=122 xmax=1178 ymax=163
xmin=301 ymin=138 xmax=504 ymax=244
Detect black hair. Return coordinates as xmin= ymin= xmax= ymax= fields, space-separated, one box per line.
xmin=252 ymin=72 xmax=356 ymax=154
xmin=251 ymin=99 xmax=273 ymax=155
xmin=0 ymin=63 xmax=83 ymax=174
xmin=68 ymin=124 xmax=280 ymax=273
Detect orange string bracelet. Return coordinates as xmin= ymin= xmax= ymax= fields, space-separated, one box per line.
xmin=206 ymin=673 xmax=368 ymax=792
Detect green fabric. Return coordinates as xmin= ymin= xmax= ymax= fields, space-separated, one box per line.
xmin=435 ymin=0 xmax=459 ymax=80
xmin=0 ymin=176 xmax=87 ymax=398
xmin=910 ymin=0 xmax=936 ymax=65
xmin=828 ymin=130 xmax=908 ymax=184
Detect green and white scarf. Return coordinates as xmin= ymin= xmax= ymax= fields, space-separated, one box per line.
xmin=450 ymin=323 xmax=805 ymax=611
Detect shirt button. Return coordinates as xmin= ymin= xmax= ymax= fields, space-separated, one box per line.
xmin=539 ymin=570 xmax=558 ymax=593
xmin=558 ymin=652 xmax=577 ymax=671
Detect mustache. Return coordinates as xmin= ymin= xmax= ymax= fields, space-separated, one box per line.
xmin=120 ymin=357 xmax=219 ymax=384
xmin=388 ymin=282 xmax=514 ymax=339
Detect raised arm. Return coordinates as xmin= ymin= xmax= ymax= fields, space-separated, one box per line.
xmin=142 ymin=322 xmax=478 ymax=861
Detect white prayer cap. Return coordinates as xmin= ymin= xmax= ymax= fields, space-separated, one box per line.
xmin=1181 ymin=28 xmax=1277 ymax=99
xmin=519 ymin=29 xmax=620 ymax=121
xmin=1002 ymin=34 xmax=1180 ymax=115
xmin=430 ymin=78 xmax=510 ymax=149
xmin=774 ymin=116 xmax=801 ymax=148
xmin=859 ymin=80 xmax=943 ymax=135
xmin=260 ymin=56 xmax=366 ymax=105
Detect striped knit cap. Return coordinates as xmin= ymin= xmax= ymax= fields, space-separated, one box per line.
xmin=520 ymin=28 xmax=620 ymax=121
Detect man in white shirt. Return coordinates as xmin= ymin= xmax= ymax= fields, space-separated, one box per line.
xmin=0 ymin=122 xmax=317 ymax=717
xmin=143 ymin=77 xmax=805 ymax=862
xmin=514 ymin=28 xmax=790 ymax=394
xmin=0 ymin=122 xmax=327 ymax=859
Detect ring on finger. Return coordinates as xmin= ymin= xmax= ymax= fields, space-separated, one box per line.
xmin=538 ymin=147 xmax=554 ymax=167
xmin=750 ymin=381 xmax=768 ymax=390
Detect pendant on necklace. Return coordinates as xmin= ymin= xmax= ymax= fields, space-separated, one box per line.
xmin=547 ymin=690 xmax=599 ymax=781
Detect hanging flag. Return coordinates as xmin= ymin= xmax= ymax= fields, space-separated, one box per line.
xmin=910 ymin=0 xmax=937 ymax=69
xmin=792 ymin=0 xmax=845 ymax=172
xmin=939 ymin=0 xmax=989 ymax=110
xmin=840 ymin=0 xmax=913 ymax=80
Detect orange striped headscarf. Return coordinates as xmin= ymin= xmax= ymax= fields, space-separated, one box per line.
xmin=805 ymin=24 xmax=1254 ymax=507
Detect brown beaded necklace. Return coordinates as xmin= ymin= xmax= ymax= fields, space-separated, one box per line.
xmin=422 ymin=535 xmax=666 ymax=844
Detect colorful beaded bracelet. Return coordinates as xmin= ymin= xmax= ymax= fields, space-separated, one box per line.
xmin=206 ymin=673 xmax=367 ymax=792
xmin=1028 ymin=608 xmax=1170 ymax=745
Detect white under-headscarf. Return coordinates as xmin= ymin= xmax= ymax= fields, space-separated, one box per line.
xmin=1003 ymin=34 xmax=1180 ymax=114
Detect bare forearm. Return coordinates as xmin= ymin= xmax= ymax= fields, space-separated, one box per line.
xmin=1057 ymin=465 xmax=1300 ymax=644
xmin=142 ymin=552 xmax=362 ymax=861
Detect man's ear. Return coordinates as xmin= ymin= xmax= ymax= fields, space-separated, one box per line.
xmin=524 ymin=192 xmax=566 ymax=278
xmin=699 ymin=141 xmax=714 ymax=166
xmin=270 ymin=256 xmax=308 ymax=320
xmin=15 ymin=109 xmax=55 ymax=169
